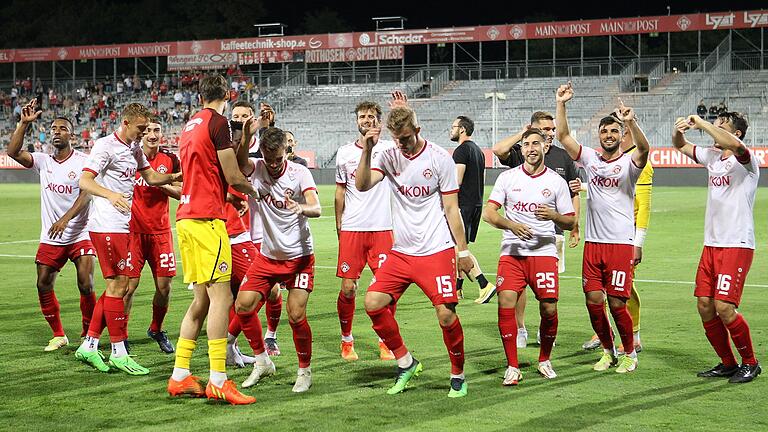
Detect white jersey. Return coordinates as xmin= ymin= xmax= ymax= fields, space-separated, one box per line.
xmin=372 ymin=141 xmax=457 ymax=256
xmin=229 ymin=231 xmax=252 ymax=246
xmin=692 ymin=146 xmax=759 ymax=249
xmin=577 ymin=146 xmax=642 ymax=245
xmin=247 ymin=158 xmax=316 ymax=260
xmin=82 ymin=132 xmax=149 ymax=233
xmin=488 ymin=166 xmax=575 ymax=258
xmin=31 ymin=151 xmax=90 ymax=245
xmin=336 ymin=139 xmax=394 ymax=231
xmin=248 ymin=196 xmax=263 ymax=244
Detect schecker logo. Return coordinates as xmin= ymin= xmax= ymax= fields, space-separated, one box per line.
xmin=358 ymin=33 xmax=372 ymax=46
xmin=677 ymin=16 xmax=692 ymax=31
xmin=397 ymin=185 xmax=431 ymax=197
xmin=706 ymin=13 xmax=735 ymax=29
xmin=541 ymin=188 xmax=552 ymax=198
xmin=45 ymin=183 xmax=74 ymax=194
xmin=487 ymin=27 xmax=500 ymax=40
xmin=157 ymin=165 xmax=167 ymax=174
xmin=68 ymin=171 xmax=76 ymax=180
xmin=422 ymin=169 xmax=433 ymax=179
xmin=341 ymin=262 xmax=350 ymax=273
xmin=510 ymin=25 xmax=524 ymax=39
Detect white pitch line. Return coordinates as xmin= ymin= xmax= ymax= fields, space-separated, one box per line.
xmin=1 ymin=252 xmax=767 ymax=289
xmin=0 ymin=239 xmax=39 ymax=245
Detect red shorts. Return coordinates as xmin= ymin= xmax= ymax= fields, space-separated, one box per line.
xmin=127 ymin=231 xmax=176 ymax=278
xmin=337 ymin=230 xmax=394 ymax=279
xmin=240 ymin=253 xmax=315 ymax=298
xmin=694 ymin=246 xmax=754 ymax=306
xmin=496 ymin=255 xmax=559 ymax=301
xmin=582 ymin=242 xmax=634 ymax=299
xmin=90 ymin=232 xmax=132 ymax=278
xmin=35 ymin=239 xmax=96 ymax=271
xmin=231 ymin=241 xmax=258 ymax=290
xmin=368 ymin=248 xmax=458 ymax=306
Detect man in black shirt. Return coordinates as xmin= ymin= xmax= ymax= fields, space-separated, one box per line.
xmin=492 ymin=111 xmax=581 ymax=347
xmin=285 ymin=131 xmax=309 ymax=167
xmin=451 ymin=116 xmax=494 ymax=300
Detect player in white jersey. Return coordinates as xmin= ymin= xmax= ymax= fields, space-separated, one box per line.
xmin=7 ymin=99 xmax=95 ymax=352
xmin=555 ymin=82 xmax=649 ymax=374
xmin=483 ymin=129 xmax=576 ymax=385
xmin=335 ymin=100 xmax=396 ymax=361
xmin=672 ymin=112 xmax=761 ymax=383
xmin=74 ymin=103 xmax=181 ymax=375
xmin=234 ymin=127 xmax=321 ymax=393
xmin=356 ymin=103 xmax=474 ymax=398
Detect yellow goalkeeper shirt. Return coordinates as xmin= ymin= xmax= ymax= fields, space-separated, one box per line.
xmin=623 ymin=145 xmax=653 ymax=229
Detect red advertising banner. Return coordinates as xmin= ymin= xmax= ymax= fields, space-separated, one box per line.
xmin=305 ymin=46 xmax=404 ymax=63
xmin=0 ymin=154 xmax=25 ymax=169
xmin=0 ymin=10 xmax=766 ymax=64
xmin=649 ymin=147 xmax=768 ymax=168
xmin=237 ymin=51 xmax=300 ymax=65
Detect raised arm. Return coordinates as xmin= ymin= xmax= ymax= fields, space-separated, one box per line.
xmin=688 ymin=115 xmax=747 ymax=156
xmin=492 ymin=126 xmax=526 ymax=162
xmin=554 ymin=82 xmax=581 ymax=160
xmin=672 ymin=117 xmax=696 ymax=160
xmin=354 ymin=122 xmax=384 ymax=192
xmin=7 ymin=99 xmax=42 ymax=168
xmin=616 ymin=101 xmax=649 ymax=168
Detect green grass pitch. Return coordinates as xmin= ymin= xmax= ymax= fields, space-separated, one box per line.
xmin=0 ymin=184 xmax=765 ymax=431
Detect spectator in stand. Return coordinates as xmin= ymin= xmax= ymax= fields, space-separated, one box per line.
xmin=11 ymin=85 xmax=18 ymax=106
xmin=133 ymin=75 xmax=142 ymax=94
xmin=22 ymin=77 xmax=32 ymax=95
xmin=124 ymin=74 xmax=133 ymax=93
xmin=183 ymin=90 xmax=191 ymax=110
xmin=105 ymin=76 xmax=113 ymax=93
xmin=708 ymin=102 xmax=718 ymax=122
xmin=173 ymin=90 xmax=183 ymax=109
xmin=116 ymin=80 xmax=124 ymax=97
xmin=145 ymin=76 xmax=153 ymax=91
xmin=717 ymin=100 xmax=727 ymax=115
xmin=13 ymin=100 xmax=22 ymax=123
xmin=159 ymin=81 xmax=168 ymax=96
xmin=284 ymin=131 xmax=308 ymax=167
xmin=171 ymin=75 xmax=178 ymax=89
xmin=109 ymin=110 xmax=118 ymax=125
xmin=151 ymin=89 xmax=159 ymax=107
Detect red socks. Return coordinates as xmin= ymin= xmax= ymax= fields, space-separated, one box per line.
xmin=266 ymin=295 xmax=282 ymax=333
xmin=289 ymin=318 xmax=312 ymax=368
xmin=149 ymin=304 xmax=168 ymax=333
xmin=441 ymin=317 xmax=465 ymax=375
xmin=228 ymin=306 xmax=242 ymax=336
xmin=39 ymin=290 xmax=64 ymax=337
xmin=498 ymin=307 xmax=518 ymax=367
xmin=703 ymin=317 xmax=737 ymax=366
xmin=102 ymin=295 xmax=127 ymax=343
xmin=367 ymin=306 xmax=408 ymax=359
xmin=79 ymin=292 xmax=96 ymax=337
xmin=237 ymin=309 xmax=266 ymax=355
xmin=587 ymin=303 xmax=614 ymax=350
xmin=337 ymin=292 xmax=355 ymax=337
xmin=610 ymin=305 xmax=635 ymax=355
xmin=726 ymin=315 xmax=757 ymax=366
xmin=86 ymin=294 xmax=107 ymax=338
xmin=539 ymin=313 xmax=558 ymax=362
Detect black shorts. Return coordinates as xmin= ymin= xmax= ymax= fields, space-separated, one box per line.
xmin=460 ymin=206 xmax=482 ymax=244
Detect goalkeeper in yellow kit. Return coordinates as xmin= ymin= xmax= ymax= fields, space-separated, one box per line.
xmin=582 ymin=118 xmax=652 ymax=353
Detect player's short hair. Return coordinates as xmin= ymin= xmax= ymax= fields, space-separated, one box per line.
xmin=522 ymin=128 xmax=546 ymax=142
xmin=717 ymin=111 xmax=748 ymax=140
xmin=122 ymin=103 xmax=152 ymax=122
xmin=355 ymin=101 xmax=382 ymax=119
xmin=199 ymin=74 xmax=228 ymax=103
xmin=530 ymin=111 xmax=554 ymax=125
xmin=598 ymin=115 xmax=623 ymax=130
xmin=232 ymin=100 xmax=255 ymax=114
xmin=387 ymin=107 xmax=419 ymax=131
xmin=260 ymin=127 xmax=287 ymax=152
xmin=147 ymin=115 xmax=161 ymax=125
xmin=456 ymin=116 xmax=474 ymax=136
xmin=52 ymin=116 xmax=74 ymax=130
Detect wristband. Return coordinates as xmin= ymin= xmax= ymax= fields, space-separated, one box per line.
xmin=457 ymin=250 xmax=471 ymax=258
xmin=633 ymin=228 xmax=647 ymax=248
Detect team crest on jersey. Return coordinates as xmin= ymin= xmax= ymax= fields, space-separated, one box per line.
xmin=284 ymin=188 xmax=295 ymax=198
xmin=219 ymin=262 xmax=229 ymax=273
xmin=541 ymin=188 xmax=552 ymax=198
xmin=341 ymin=262 xmax=350 ymax=273
xmin=724 ymin=161 xmax=733 ymax=170
xmin=68 ymin=171 xmax=77 ymax=180
xmin=496 ymin=276 xmax=504 ymax=286
xmin=613 ymin=165 xmax=622 ymax=174
xmin=157 ymin=165 xmax=168 ymax=174
xmin=423 ymin=169 xmax=433 ymax=179
xmin=117 ymin=259 xmax=126 ymax=270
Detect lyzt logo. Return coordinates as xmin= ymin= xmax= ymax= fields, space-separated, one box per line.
xmin=745 ymin=12 xmax=768 ymax=28
xmin=706 ymin=13 xmax=735 ymax=29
